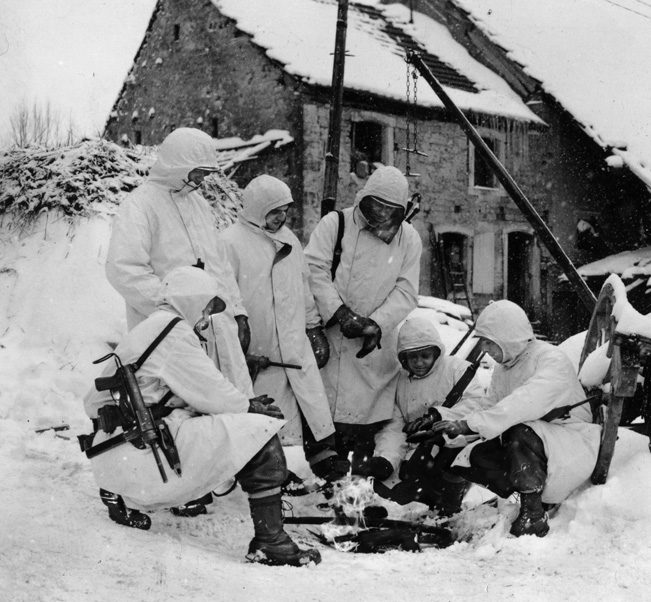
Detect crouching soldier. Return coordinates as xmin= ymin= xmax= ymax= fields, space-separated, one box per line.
xmin=366 ymin=315 xmax=485 ymax=515
xmin=81 ymin=266 xmax=320 ymax=566
xmin=412 ymin=300 xmax=601 ymax=537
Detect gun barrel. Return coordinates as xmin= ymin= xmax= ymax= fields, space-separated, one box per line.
xmin=266 ymin=361 xmax=302 ymax=370
xmin=150 ymin=444 xmax=168 ymax=483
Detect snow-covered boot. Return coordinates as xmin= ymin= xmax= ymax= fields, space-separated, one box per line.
xmin=246 ymin=493 xmax=321 ymax=566
xmin=170 ymin=492 xmax=212 ymax=517
xmin=510 ymin=492 xmax=549 ymax=537
xmin=100 ymin=488 xmax=151 ymax=530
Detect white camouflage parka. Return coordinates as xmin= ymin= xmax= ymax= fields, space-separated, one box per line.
xmin=105 ymin=127 xmax=250 ymax=392
xmin=218 ymin=175 xmax=335 ymax=445
xmin=304 ymin=166 xmax=422 ymax=424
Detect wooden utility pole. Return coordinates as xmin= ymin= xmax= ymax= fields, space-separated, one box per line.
xmin=321 ymin=0 xmax=349 ymax=217
xmin=407 ymin=50 xmax=596 ymax=312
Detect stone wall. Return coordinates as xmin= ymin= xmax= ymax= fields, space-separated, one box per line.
xmin=104 ymin=0 xmax=306 ymax=230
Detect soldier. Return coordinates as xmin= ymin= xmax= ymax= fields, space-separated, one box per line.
xmin=219 ymin=175 xmax=347 ymax=484
xmin=414 ymin=300 xmax=601 ymax=536
xmin=305 ymin=166 xmax=422 ymax=473
xmin=83 ymin=267 xmax=320 ymax=566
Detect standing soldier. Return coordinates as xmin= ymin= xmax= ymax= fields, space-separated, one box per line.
xmin=304 ymin=166 xmax=422 ymax=473
xmin=219 ymin=175 xmax=347 ymax=483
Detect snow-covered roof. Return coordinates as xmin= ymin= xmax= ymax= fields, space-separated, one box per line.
xmin=213 ymin=0 xmax=541 ymax=123
xmin=213 ymin=130 xmax=293 ymax=175
xmin=452 ymin=0 xmax=651 ymax=189
xmin=576 ymin=247 xmax=651 ymax=280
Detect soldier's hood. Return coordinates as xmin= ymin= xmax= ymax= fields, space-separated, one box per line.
xmin=156 ymin=266 xmax=221 ymax=324
xmin=397 ymin=315 xmax=446 ymax=356
xmin=474 ymin=300 xmax=534 ymax=365
xmin=148 ymin=128 xmax=221 ymax=191
xmin=353 ymin=165 xmax=409 ymax=210
xmin=239 ymin=174 xmax=294 ymax=228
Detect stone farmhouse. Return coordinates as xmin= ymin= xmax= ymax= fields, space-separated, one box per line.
xmin=104 ymin=0 xmax=650 ymax=339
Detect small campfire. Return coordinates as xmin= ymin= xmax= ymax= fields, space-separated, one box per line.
xmin=285 ymin=476 xmax=454 ymax=554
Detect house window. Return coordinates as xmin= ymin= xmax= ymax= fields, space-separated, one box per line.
xmin=173 ymin=24 xmax=180 ymax=41
xmin=351 ymin=121 xmax=383 ymax=177
xmin=469 ymin=134 xmax=504 ymax=190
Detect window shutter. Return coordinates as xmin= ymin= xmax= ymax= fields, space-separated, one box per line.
xmin=472 ymin=231 xmax=495 ymax=294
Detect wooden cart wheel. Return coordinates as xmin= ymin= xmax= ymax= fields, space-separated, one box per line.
xmin=578 ymin=279 xmax=631 ymax=484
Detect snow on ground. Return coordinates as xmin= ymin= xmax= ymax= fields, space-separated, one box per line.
xmin=1 ymin=203 xmax=651 ymax=601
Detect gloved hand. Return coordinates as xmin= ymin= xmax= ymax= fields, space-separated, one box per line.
xmin=333 ymin=304 xmax=367 ymax=339
xmin=406 ymin=420 xmax=472 ymax=444
xmin=354 ymin=456 xmax=394 ymax=481
xmin=403 ymin=407 xmax=443 ymax=435
xmin=235 ymin=314 xmax=250 ymax=353
xmin=245 ymin=354 xmax=270 ymax=383
xmin=306 ymin=326 xmax=330 ymax=368
xmin=356 ymin=319 xmax=382 ymax=358
xmin=248 ymin=394 xmax=284 ymax=419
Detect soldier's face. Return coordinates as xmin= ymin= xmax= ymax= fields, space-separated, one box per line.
xmin=405 ymin=346 xmax=440 ymax=377
xmin=264 ymin=204 xmax=290 ymax=232
xmin=479 ymin=337 xmax=504 ymax=363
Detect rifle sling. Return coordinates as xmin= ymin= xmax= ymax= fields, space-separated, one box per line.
xmin=132 ymin=316 xmax=182 ymax=370
xmin=442 ymin=361 xmax=480 ymax=408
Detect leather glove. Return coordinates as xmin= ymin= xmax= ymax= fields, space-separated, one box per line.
xmin=245 ymin=354 xmax=270 ymax=383
xmin=356 ymin=319 xmax=382 ymax=358
xmin=235 ymin=314 xmax=250 ymax=353
xmin=306 ymin=326 xmax=330 ymax=368
xmin=333 ymin=304 xmax=367 ymax=339
xmin=403 ymin=407 xmax=443 ymax=435
xmin=248 ymin=394 xmax=284 ymax=419
xmin=355 ymin=456 xmax=394 ymax=481
xmin=406 ymin=420 xmax=472 ymax=445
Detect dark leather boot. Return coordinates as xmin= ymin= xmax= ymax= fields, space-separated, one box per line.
xmin=100 ymin=488 xmax=151 ymax=530
xmin=246 ymin=493 xmax=321 ymax=566
xmin=434 ymin=474 xmax=470 ymax=517
xmin=510 ymin=492 xmax=549 ymax=537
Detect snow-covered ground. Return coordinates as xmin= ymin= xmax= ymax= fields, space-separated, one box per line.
xmin=1 ymin=195 xmax=651 ymax=600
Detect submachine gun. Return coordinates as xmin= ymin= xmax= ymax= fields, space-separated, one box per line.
xmin=78 ymin=318 xmax=183 ymax=483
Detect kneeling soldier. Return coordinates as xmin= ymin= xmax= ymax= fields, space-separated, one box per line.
xmin=81 ymin=266 xmax=320 ymax=566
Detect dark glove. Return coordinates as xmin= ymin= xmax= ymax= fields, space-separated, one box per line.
xmin=406 ymin=420 xmax=472 ymax=445
xmin=403 ymin=407 xmax=443 ymax=435
xmin=306 ymin=325 xmax=330 ymax=368
xmin=356 ymin=319 xmax=382 ymax=358
xmin=333 ymin=304 xmax=367 ymax=339
xmin=235 ymin=314 xmax=250 ymax=353
xmin=248 ymin=394 xmax=284 ymax=419
xmin=355 ymin=456 xmax=394 ymax=481
xmin=245 ymin=354 xmax=270 ymax=383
